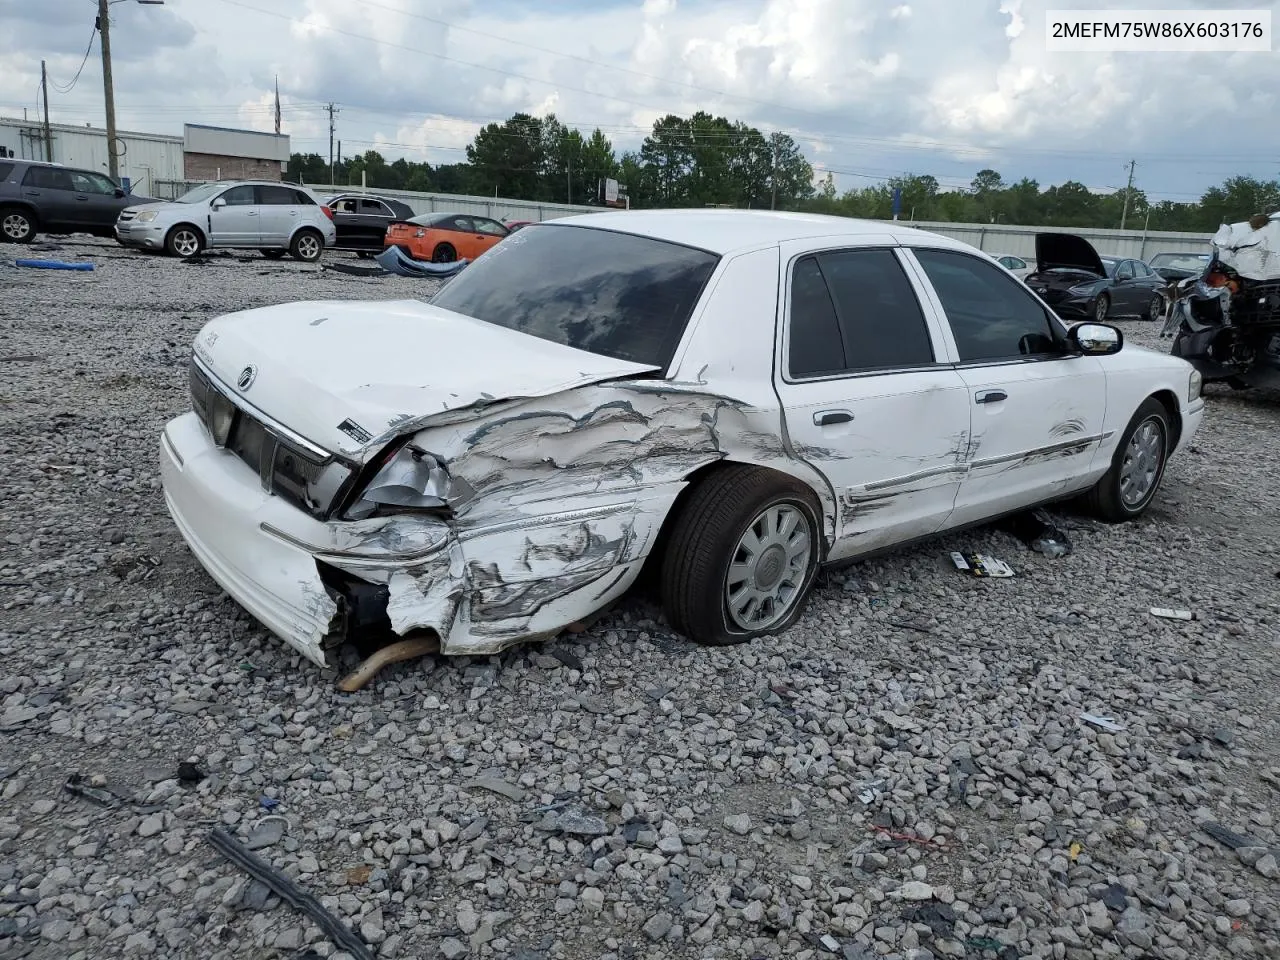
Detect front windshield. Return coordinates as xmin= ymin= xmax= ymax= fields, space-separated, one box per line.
xmin=429 ymin=223 xmax=719 ymax=369
xmin=1100 ymin=258 xmax=1118 ymax=278
xmin=1150 ymin=253 xmax=1209 ymax=271
xmin=175 ymin=183 xmax=223 ymax=204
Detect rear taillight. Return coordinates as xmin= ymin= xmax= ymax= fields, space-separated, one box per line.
xmin=320 ymin=206 xmax=335 ymax=220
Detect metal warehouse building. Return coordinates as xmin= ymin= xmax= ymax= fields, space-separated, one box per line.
xmin=0 ymin=116 xmax=183 ymax=197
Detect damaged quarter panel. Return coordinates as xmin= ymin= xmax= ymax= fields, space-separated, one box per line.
xmin=380 ymin=245 xmax=840 ymax=653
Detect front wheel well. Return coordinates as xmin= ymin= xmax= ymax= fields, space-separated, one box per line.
xmin=1150 ymin=389 xmax=1182 ymax=453
xmin=166 ymin=222 xmax=206 ymax=245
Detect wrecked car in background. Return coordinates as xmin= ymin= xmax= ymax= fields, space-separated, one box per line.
xmin=160 ymin=210 xmax=1205 ymax=672
xmin=1166 ymin=212 xmax=1280 ymax=389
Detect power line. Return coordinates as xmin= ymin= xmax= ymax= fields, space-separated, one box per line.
xmin=50 ymin=23 xmax=98 ymax=95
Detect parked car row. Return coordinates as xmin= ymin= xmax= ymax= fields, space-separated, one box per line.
xmin=1 ymin=158 xmax=537 ymax=264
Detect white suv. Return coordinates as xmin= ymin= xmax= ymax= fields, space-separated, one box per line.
xmin=116 ymin=180 xmax=337 ymax=261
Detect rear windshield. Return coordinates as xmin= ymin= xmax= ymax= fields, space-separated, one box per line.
xmin=407 ymin=213 xmax=449 ymax=226
xmin=429 ymin=223 xmax=720 ymax=369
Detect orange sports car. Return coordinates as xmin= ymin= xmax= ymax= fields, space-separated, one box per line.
xmin=383 ymin=212 xmax=513 ymax=263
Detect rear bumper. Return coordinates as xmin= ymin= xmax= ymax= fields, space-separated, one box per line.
xmin=160 ymin=411 xmax=666 ymax=667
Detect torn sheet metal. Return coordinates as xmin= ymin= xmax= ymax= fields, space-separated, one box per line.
xmin=1212 ymin=213 xmax=1280 ymax=281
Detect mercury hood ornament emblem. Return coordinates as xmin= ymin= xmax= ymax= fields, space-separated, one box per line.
xmin=236 ymin=364 xmax=258 ymax=391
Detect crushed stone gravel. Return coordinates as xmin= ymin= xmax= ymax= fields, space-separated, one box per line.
xmin=1 ymin=236 xmax=1278 ymax=959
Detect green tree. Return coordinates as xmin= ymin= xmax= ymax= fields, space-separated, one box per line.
xmin=1197 ymin=176 xmax=1280 ymax=230
xmin=466 ymin=113 xmax=544 ymax=199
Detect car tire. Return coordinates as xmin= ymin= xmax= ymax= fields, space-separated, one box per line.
xmin=290 ymin=229 xmax=323 ymax=262
xmin=1083 ymin=398 xmax=1171 ymax=522
xmin=432 ymin=242 xmax=457 ymax=263
xmin=660 ymin=466 xmax=822 ymax=647
xmin=1143 ymin=293 xmax=1164 ymax=321
xmin=260 ymin=249 xmax=287 ymax=259
xmin=164 ymin=224 xmax=203 ymax=259
xmin=1093 ymin=293 xmax=1110 ymax=321
xmin=1 ymin=206 xmax=36 ymax=244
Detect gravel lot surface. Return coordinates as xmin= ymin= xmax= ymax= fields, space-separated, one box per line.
xmin=2 ymin=236 xmax=1278 ymax=960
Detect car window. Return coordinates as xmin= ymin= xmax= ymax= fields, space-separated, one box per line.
xmin=23 ymin=166 xmax=73 ymax=190
xmin=1100 ymin=259 xmax=1118 ymax=278
xmin=788 ymin=256 xmax=846 ymax=379
xmin=1115 ymin=260 xmax=1135 ymax=280
xmin=445 ymin=216 xmax=473 ymax=232
xmin=333 ymin=198 xmax=358 ymax=213
xmin=914 ymin=248 xmax=1059 ymax=363
xmin=430 ymin=223 xmax=719 ymax=369
xmin=218 ymin=185 xmax=256 ymax=206
xmin=359 ymin=198 xmax=390 ymax=216
xmin=258 ymin=185 xmax=299 ymax=205
xmin=293 ymin=190 xmax=316 ymax=205
xmin=1009 ymin=257 xmax=1026 ymax=269
xmin=70 ymin=171 xmax=118 ymax=195
xmin=0 ymin=162 xmax=13 ymax=180
xmin=473 ymin=218 xmax=507 ymax=236
xmin=1135 ymin=260 xmax=1152 ymax=277
xmin=810 ymin=249 xmax=935 ymax=373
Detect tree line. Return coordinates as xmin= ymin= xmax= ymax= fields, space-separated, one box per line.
xmin=286 ymin=111 xmax=1280 ymax=232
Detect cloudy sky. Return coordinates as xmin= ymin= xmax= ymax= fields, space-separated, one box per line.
xmin=2 ymin=0 xmax=1277 ymax=202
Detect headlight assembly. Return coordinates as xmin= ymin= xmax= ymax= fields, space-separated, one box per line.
xmin=345 ymin=443 xmax=474 ymax=519
xmin=1189 ymin=369 xmax=1203 ymax=401
xmin=135 ymin=210 xmax=158 ymax=223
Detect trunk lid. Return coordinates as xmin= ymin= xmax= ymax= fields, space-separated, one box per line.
xmin=1034 ymin=232 xmax=1107 ymax=277
xmin=192 ymin=298 xmax=659 ymax=458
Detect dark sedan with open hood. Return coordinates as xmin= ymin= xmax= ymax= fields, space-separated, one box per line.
xmin=1025 ymin=233 xmax=1166 ymax=322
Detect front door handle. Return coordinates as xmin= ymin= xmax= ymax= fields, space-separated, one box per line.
xmin=975 ymin=390 xmax=1007 ymax=404
xmin=813 ymin=409 xmax=853 ymax=426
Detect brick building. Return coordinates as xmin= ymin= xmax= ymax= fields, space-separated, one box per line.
xmin=182 ymin=124 xmax=289 ymax=182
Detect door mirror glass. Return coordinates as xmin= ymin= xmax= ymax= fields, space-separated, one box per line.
xmin=1068 ymin=322 xmax=1123 ymax=355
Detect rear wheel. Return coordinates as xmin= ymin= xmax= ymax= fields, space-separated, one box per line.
xmin=661 ymin=467 xmax=822 ymax=646
xmin=1 ymin=207 xmax=36 ymax=244
xmin=290 ymin=229 xmax=323 ymax=262
xmin=164 ymin=225 xmax=203 ymax=259
xmin=260 ymin=248 xmax=287 ymax=259
xmin=432 ymin=242 xmax=456 ymax=263
xmin=1083 ymin=398 xmax=1170 ymax=522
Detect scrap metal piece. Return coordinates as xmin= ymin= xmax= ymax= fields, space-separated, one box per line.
xmin=207 ymin=827 xmax=373 ymax=960
xmin=336 ymin=635 xmax=440 ymax=692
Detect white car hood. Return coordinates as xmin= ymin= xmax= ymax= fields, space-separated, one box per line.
xmin=192 ymin=298 xmax=659 ymax=458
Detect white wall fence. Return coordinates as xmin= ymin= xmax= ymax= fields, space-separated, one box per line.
xmin=901 ymin=220 xmax=1213 ymax=261
xmin=150 ymin=179 xmax=1215 ymax=258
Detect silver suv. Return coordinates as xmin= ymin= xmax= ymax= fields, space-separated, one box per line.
xmin=116 ymin=180 xmax=337 ymax=261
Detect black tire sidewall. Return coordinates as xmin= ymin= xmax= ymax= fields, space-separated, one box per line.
xmin=291 ymin=230 xmax=322 ymax=262
xmin=714 ymin=491 xmax=822 ymax=642
xmin=433 ymin=244 xmax=455 ymax=263
xmin=2 ymin=207 xmax=35 ymax=243
xmin=1107 ymin=402 xmax=1170 ymax=517
xmin=165 ymin=225 xmax=201 ymax=258
xmin=1147 ymin=294 xmax=1163 ymax=320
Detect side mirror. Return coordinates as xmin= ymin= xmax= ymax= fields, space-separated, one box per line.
xmin=211 ymin=197 xmax=227 ymax=210
xmin=114 ymin=188 xmax=126 ymax=198
xmin=1068 ymin=322 xmax=1123 ymax=356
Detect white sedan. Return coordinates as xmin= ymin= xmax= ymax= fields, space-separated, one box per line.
xmin=160 ymin=210 xmax=1205 ymax=668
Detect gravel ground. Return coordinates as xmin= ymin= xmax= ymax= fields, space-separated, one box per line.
xmin=2 ymin=236 xmax=1278 ymax=960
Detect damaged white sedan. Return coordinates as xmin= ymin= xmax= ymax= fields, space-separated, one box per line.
xmin=161 ymin=210 xmax=1205 ymax=669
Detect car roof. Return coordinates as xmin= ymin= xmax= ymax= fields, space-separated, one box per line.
xmin=545 ymin=209 xmax=947 ymax=256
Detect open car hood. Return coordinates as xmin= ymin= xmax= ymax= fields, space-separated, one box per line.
xmin=192 ymin=298 xmax=660 ymax=459
xmin=1034 ymin=232 xmax=1107 ymax=277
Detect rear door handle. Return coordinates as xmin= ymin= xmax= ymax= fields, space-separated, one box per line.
xmin=975 ymin=390 xmax=1007 ymax=404
xmin=813 ymin=409 xmax=853 ymax=426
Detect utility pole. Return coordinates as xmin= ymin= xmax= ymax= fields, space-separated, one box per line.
xmin=566 ymin=155 xmax=572 ymax=205
xmin=327 ymin=102 xmax=338 ymax=185
xmin=1120 ymin=159 xmax=1136 ymax=230
xmin=40 ymin=60 xmax=53 ymax=162
xmin=97 ymin=0 xmax=120 ymax=178
xmin=770 ymin=137 xmax=778 ymax=211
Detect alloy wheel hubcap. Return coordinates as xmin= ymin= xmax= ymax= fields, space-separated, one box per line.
xmin=1096 ymin=299 xmax=1107 ymax=320
xmin=174 ymin=232 xmax=198 ymax=256
xmin=3 ymin=214 xmax=28 ymax=238
xmin=725 ymin=503 xmax=812 ymax=631
xmin=299 ymin=237 xmax=319 ymax=258
xmin=1119 ymin=418 xmax=1164 ymax=507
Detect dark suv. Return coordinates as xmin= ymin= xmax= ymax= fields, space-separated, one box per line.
xmin=0 ymin=158 xmax=155 ymax=244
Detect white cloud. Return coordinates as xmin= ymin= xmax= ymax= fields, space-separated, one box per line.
xmin=1 ymin=0 xmax=1276 ymax=202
